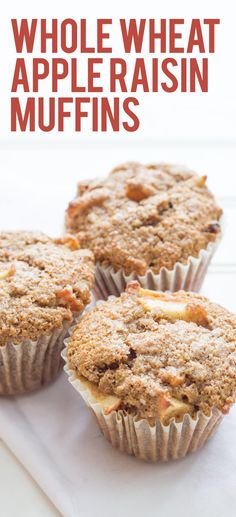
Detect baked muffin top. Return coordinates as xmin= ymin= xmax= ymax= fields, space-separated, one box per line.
xmin=0 ymin=231 xmax=94 ymax=346
xmin=67 ymin=282 xmax=236 ymax=423
xmin=66 ymin=162 xmax=222 ymax=275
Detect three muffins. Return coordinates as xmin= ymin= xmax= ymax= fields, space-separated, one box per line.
xmin=0 ymin=231 xmax=94 ymax=395
xmin=2 ymin=161 xmax=232 ymax=465
xmin=64 ymin=281 xmax=236 ymax=461
xmin=66 ymin=162 xmax=222 ymax=298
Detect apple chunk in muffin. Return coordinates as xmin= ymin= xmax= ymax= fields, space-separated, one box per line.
xmin=138 ymin=288 xmax=209 ymax=327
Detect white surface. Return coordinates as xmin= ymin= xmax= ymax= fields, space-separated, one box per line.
xmin=0 ymin=141 xmax=236 ymax=517
xmin=0 ymin=442 xmax=60 ymax=517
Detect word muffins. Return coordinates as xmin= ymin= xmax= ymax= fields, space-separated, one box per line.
xmin=66 ymin=162 xmax=222 ymax=298
xmin=0 ymin=231 xmax=94 ymax=395
xmin=64 ymin=282 xmax=236 ymax=462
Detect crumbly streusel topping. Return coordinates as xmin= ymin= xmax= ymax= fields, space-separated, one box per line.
xmin=66 ymin=162 xmax=222 ymax=275
xmin=0 ymin=232 xmax=94 ymax=346
xmin=67 ymin=282 xmax=236 ymax=421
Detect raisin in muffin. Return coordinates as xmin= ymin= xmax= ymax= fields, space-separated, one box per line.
xmin=64 ymin=282 xmax=236 ymax=461
xmin=65 ymin=162 xmax=222 ymax=297
xmin=0 ymin=231 xmax=94 ymax=395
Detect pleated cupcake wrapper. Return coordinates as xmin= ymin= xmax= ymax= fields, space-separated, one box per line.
xmin=94 ymin=229 xmax=223 ymax=299
xmin=0 ymin=319 xmax=73 ymax=396
xmin=62 ymin=349 xmax=223 ymax=462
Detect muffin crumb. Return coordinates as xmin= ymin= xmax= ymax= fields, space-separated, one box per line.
xmin=68 ymin=283 xmax=236 ymax=422
xmin=66 ymin=162 xmax=222 ymax=275
xmin=0 ymin=231 xmax=94 ymax=346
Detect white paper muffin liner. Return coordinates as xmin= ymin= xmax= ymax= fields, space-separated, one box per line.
xmin=94 ymin=230 xmax=222 ymax=299
xmin=62 ymin=348 xmax=223 ymax=462
xmin=0 ymin=319 xmax=74 ymax=396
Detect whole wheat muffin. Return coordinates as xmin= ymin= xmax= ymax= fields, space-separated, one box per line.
xmin=0 ymin=231 xmax=94 ymax=395
xmin=67 ymin=282 xmax=236 ymax=424
xmin=66 ymin=162 xmax=222 ymax=276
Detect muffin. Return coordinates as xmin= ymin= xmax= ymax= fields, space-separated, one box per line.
xmin=0 ymin=231 xmax=94 ymax=395
xmin=64 ymin=281 xmax=236 ymax=462
xmin=65 ymin=162 xmax=222 ymax=298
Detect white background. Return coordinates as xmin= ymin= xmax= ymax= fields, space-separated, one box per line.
xmin=0 ymin=1 xmax=236 ymax=516
xmin=0 ymin=0 xmax=235 ymax=141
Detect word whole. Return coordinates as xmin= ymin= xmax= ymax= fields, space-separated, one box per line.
xmin=11 ymin=18 xmax=220 ymax=133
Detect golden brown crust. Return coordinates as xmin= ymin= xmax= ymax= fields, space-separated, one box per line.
xmin=67 ymin=282 xmax=236 ymax=422
xmin=65 ymin=162 xmax=222 ymax=275
xmin=0 ymin=231 xmax=95 ymax=346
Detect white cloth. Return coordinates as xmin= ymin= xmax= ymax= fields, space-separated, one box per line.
xmin=0 ymin=369 xmax=236 ymax=517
